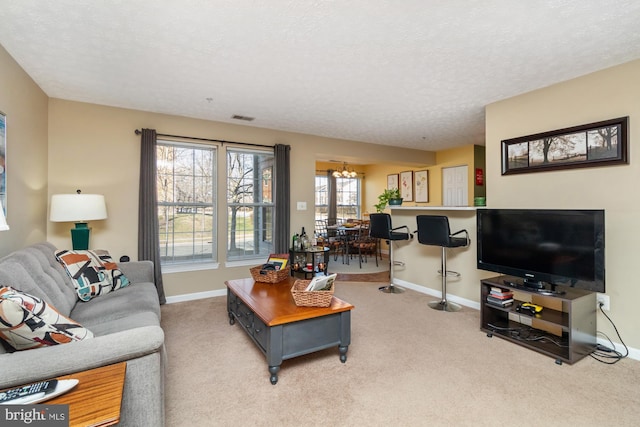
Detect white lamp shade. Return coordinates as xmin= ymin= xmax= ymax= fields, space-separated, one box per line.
xmin=50 ymin=194 xmax=108 ymax=222
xmin=0 ymin=198 xmax=9 ymax=231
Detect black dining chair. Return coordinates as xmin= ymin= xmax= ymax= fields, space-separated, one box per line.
xmin=415 ymin=215 xmax=470 ymax=311
xmin=350 ymin=221 xmax=378 ymax=268
xmin=369 ymin=213 xmax=412 ymax=293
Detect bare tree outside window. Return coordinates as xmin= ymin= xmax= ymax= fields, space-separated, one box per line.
xmin=156 ymin=142 xmax=216 ymax=265
xmin=227 ymin=149 xmax=274 ymax=260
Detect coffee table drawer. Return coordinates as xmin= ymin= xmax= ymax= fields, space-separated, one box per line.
xmin=252 ymin=316 xmax=267 ymax=351
xmin=228 ymin=291 xmax=267 ymax=352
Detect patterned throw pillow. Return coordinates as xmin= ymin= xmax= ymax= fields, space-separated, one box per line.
xmin=0 ymin=286 xmax=94 ymax=351
xmin=55 ymin=249 xmax=130 ymax=302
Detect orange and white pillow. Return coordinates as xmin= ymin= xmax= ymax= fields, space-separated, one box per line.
xmin=0 ymin=286 xmax=93 ymax=351
xmin=55 ymin=249 xmax=130 ymax=302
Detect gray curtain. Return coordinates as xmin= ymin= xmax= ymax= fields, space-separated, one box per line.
xmin=274 ymin=144 xmax=290 ymax=253
xmin=327 ymin=170 xmax=337 ymax=224
xmin=138 ymin=128 xmax=166 ymax=304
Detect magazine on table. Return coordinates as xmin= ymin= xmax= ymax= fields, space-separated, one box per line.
xmin=305 ymin=273 xmax=337 ymax=292
xmin=266 ymin=255 xmax=288 ymax=270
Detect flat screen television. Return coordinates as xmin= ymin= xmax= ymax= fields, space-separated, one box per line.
xmin=476 ymin=209 xmax=605 ymax=293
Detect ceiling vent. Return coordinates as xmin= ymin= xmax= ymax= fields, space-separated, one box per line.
xmin=231 ymin=114 xmax=255 ymax=122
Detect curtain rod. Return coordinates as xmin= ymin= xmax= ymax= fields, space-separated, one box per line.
xmin=134 ymin=129 xmax=273 ymax=149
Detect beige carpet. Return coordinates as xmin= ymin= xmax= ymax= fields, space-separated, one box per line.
xmin=328 ymin=253 xmax=389 ymax=274
xmin=161 ymin=281 xmax=640 ymax=426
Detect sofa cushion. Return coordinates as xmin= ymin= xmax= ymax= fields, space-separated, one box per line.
xmin=55 ymin=249 xmax=130 ymax=302
xmin=0 ymin=242 xmax=78 ymax=316
xmin=0 ymin=287 xmax=93 ymax=351
xmin=71 ymin=282 xmax=161 ymax=327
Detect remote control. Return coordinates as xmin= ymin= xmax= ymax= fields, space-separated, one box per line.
xmin=0 ymin=380 xmax=57 ymax=404
xmin=0 ymin=379 xmax=79 ymax=405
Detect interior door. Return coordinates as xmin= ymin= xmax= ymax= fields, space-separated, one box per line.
xmin=442 ymin=165 xmax=468 ymax=206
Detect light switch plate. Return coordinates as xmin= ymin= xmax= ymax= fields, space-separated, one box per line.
xmin=296 ymin=201 xmax=307 ymax=210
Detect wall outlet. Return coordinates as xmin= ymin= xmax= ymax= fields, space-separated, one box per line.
xmin=596 ymin=293 xmax=610 ymax=311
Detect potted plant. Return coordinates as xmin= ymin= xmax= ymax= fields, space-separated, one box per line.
xmin=374 ymin=188 xmax=403 ymax=212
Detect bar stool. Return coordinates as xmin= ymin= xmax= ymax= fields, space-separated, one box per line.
xmin=369 ymin=213 xmax=412 ymax=294
xmin=415 ymin=215 xmax=470 ymax=311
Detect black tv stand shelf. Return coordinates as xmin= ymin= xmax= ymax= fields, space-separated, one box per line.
xmin=480 ymin=275 xmax=597 ymax=365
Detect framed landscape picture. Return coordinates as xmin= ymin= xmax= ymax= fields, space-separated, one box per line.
xmin=399 ymin=171 xmax=413 ymax=202
xmin=502 ymin=116 xmax=628 ymax=175
xmin=414 ymin=170 xmax=428 ymax=202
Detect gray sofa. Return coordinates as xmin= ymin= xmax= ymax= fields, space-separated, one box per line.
xmin=0 ymin=242 xmax=165 ymax=426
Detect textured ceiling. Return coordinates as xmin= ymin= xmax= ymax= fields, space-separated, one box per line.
xmin=1 ymin=1 xmax=640 ymax=151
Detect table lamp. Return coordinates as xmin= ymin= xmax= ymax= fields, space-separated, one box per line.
xmin=50 ymin=190 xmax=107 ymax=250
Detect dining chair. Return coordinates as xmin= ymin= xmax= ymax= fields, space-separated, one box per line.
xmin=326 ymin=218 xmax=346 ymax=262
xmin=315 ymin=219 xmax=328 ymax=240
xmin=350 ymin=221 xmax=378 ymax=268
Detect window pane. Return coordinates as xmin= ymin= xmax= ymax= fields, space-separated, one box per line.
xmin=315 ymin=176 xmax=328 ymax=220
xmin=314 ymin=175 xmax=361 ymax=222
xmin=157 ymin=142 xmax=216 ymax=265
xmin=336 ymin=177 xmax=360 ymax=221
xmin=227 ymin=149 xmax=274 ymax=261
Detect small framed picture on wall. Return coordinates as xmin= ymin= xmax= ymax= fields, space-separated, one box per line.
xmin=387 ymin=174 xmax=399 ymax=191
xmin=414 ymin=170 xmax=428 ymax=202
xmin=399 ymin=171 xmax=413 ymax=202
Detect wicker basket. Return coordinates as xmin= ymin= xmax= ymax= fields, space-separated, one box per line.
xmin=291 ymin=279 xmax=334 ymax=307
xmin=250 ymin=265 xmax=290 ymax=284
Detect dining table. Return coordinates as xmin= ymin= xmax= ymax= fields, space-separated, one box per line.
xmin=326 ymin=223 xmax=364 ymax=265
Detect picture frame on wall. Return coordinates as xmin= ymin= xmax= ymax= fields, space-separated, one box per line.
xmin=399 ymin=171 xmax=413 ymax=202
xmin=387 ymin=174 xmax=399 ymax=191
xmin=501 ymin=116 xmax=629 ymax=175
xmin=0 ymin=111 xmax=6 ymax=216
xmin=414 ymin=170 xmax=428 ymax=202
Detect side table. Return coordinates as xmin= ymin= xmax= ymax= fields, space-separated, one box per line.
xmin=290 ymin=246 xmax=330 ymax=278
xmin=47 ymin=362 xmax=126 ymax=427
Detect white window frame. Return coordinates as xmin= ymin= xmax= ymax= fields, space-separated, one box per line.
xmin=226 ymin=147 xmax=275 ymax=264
xmin=156 ymin=140 xmax=217 ymax=271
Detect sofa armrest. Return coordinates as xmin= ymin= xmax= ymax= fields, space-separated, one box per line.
xmin=118 ymin=260 xmax=155 ymax=284
xmin=0 ymin=325 xmax=164 ymax=389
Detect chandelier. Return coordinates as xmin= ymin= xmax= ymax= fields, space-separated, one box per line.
xmin=332 ymin=162 xmax=357 ymax=178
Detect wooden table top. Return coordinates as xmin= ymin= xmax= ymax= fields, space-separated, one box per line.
xmin=226 ymin=276 xmax=354 ymax=327
xmin=47 ymin=362 xmax=126 ymax=427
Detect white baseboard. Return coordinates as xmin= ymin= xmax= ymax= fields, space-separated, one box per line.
xmin=596 ymin=337 xmax=640 ymax=361
xmin=165 ymin=289 xmax=226 ymax=304
xmin=394 ymin=278 xmax=480 ymax=311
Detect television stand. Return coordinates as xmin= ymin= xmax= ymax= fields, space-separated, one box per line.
xmin=481 ymin=275 xmax=597 ymax=365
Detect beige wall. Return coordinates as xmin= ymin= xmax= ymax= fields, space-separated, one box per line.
xmin=47 ymin=99 xmax=434 ymax=298
xmin=485 ymin=59 xmax=640 ymax=351
xmin=0 ymin=45 xmax=49 ymax=255
xmin=391 ymin=60 xmax=640 ymax=353
xmin=362 ymin=145 xmax=483 ymax=210
xmin=5 ymin=36 xmax=638 ymax=350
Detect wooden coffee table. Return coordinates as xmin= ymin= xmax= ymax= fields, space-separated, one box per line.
xmin=226 ymin=276 xmax=354 ymax=384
